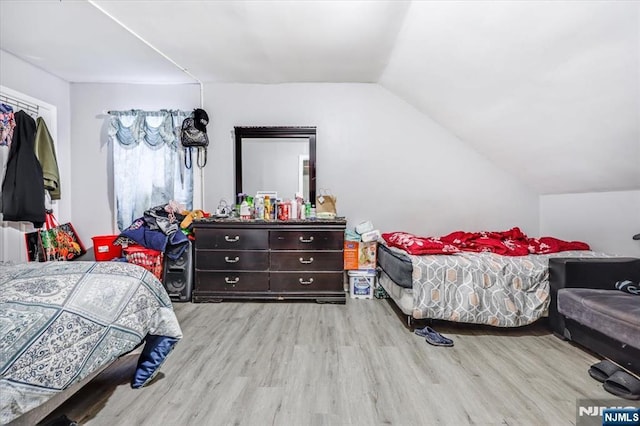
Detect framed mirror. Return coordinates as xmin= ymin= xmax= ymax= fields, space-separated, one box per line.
xmin=235 ymin=126 xmax=316 ymax=203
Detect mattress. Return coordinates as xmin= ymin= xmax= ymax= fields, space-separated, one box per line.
xmin=378 ymin=269 xmax=415 ymax=316
xmin=377 ymin=243 xmax=412 ymax=288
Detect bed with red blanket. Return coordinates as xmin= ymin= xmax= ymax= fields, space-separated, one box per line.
xmin=377 ymin=227 xmax=612 ymax=327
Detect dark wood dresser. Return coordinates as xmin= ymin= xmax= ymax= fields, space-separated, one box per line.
xmin=192 ymin=218 xmax=346 ymax=303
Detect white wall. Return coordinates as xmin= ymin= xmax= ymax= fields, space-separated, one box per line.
xmin=69 ymin=83 xmax=200 ymax=242
xmin=5 ymin=60 xmax=630 ymax=255
xmin=202 ymin=83 xmax=540 ymax=236
xmin=540 ymin=190 xmax=640 ymax=257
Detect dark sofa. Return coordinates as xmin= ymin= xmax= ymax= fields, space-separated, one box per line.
xmin=548 ymin=257 xmax=640 ymax=376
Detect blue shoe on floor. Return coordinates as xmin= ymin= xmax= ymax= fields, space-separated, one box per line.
xmin=414 ymin=326 xmax=454 ymax=347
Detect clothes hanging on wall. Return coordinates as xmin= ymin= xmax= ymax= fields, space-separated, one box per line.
xmin=0 ymin=103 xmax=15 ymax=194
xmin=34 ymin=117 xmax=60 ymax=200
xmin=0 ymin=103 xmax=16 ymax=147
xmin=1 ymin=95 xmax=60 ymax=204
xmin=0 ymin=110 xmax=46 ymax=227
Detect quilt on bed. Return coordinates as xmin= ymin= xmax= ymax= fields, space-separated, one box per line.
xmin=382 ymin=246 xmax=611 ymax=327
xmin=0 ymin=261 xmax=183 ymax=424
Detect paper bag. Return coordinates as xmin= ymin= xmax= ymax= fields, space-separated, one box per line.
xmin=316 ymin=190 xmax=337 ymax=219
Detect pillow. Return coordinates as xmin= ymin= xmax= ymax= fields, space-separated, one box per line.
xmin=382 ymin=232 xmax=460 ymax=255
xmin=615 ymin=280 xmax=640 ymax=295
xmin=131 ymin=334 xmax=179 ymax=389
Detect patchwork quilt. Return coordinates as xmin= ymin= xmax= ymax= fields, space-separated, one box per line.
xmin=0 ymin=261 xmax=182 ymax=424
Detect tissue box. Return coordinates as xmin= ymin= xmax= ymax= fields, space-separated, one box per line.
xmin=355 ymin=221 xmax=374 ymax=235
xmin=360 ymin=229 xmax=381 ymax=243
xmin=344 ymin=241 xmax=377 ymax=270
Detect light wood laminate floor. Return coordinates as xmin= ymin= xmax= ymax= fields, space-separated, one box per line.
xmin=42 ymin=298 xmax=617 ymax=426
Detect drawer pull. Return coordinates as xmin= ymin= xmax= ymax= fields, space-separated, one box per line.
xmin=225 ymin=277 xmax=239 ymax=284
xmin=299 ymin=257 xmax=314 ymax=264
xmin=225 ymin=235 xmax=240 ymax=242
xmin=299 ymin=236 xmax=314 ymax=243
xmin=299 ymin=278 xmax=314 ymax=285
xmin=225 ymin=256 xmax=240 ymax=263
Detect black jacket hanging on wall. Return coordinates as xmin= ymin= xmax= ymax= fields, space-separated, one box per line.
xmin=1 ymin=110 xmax=45 ymax=228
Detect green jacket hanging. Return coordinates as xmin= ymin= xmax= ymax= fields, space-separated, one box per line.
xmin=34 ymin=116 xmax=60 ymax=200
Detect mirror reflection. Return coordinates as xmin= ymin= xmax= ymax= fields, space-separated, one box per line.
xmin=242 ymin=138 xmax=308 ymax=198
xmin=234 ymin=127 xmax=316 ymax=204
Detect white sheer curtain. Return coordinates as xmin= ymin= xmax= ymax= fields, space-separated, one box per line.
xmin=109 ymin=110 xmax=192 ymax=231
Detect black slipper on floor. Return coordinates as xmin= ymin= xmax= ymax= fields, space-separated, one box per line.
xmin=603 ymin=370 xmax=640 ymax=400
xmin=414 ymin=326 xmax=454 ymax=347
xmin=589 ymin=359 xmax=622 ymax=383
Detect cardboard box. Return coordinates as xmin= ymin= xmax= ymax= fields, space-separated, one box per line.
xmin=344 ymin=241 xmax=377 ymax=270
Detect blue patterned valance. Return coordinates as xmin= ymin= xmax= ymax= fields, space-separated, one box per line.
xmin=108 ymin=110 xmax=189 ymax=149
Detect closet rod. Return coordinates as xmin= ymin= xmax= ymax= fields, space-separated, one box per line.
xmin=0 ymin=93 xmax=40 ymax=116
xmin=106 ymin=109 xmax=190 ymax=115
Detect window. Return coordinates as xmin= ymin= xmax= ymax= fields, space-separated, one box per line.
xmin=109 ymin=110 xmax=192 ymax=231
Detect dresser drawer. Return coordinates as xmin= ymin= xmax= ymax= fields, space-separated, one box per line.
xmin=195 ymin=228 xmax=268 ymax=250
xmin=270 ymin=251 xmax=343 ymax=271
xmin=270 ymin=272 xmax=344 ymax=292
xmin=196 ymin=250 xmax=269 ymax=270
xmin=196 ymin=271 xmax=269 ymax=291
xmin=270 ymin=230 xmax=343 ymax=250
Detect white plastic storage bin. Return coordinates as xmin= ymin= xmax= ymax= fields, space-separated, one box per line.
xmin=348 ymin=269 xmax=375 ymax=299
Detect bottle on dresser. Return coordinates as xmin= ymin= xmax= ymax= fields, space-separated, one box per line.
xmin=240 ymin=198 xmax=250 ymax=220
xmin=295 ymin=193 xmax=304 ymax=220
xmin=246 ymin=196 xmax=254 ymax=219
xmin=264 ymin=196 xmax=271 ymax=220
xmin=255 ymin=197 xmax=264 ymax=220
xmin=290 ymin=197 xmax=297 ymax=220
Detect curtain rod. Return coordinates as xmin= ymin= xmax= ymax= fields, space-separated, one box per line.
xmin=106 ymin=109 xmax=190 ymax=115
xmin=0 ymin=93 xmax=40 ymax=116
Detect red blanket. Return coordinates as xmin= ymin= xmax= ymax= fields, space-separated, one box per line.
xmin=382 ymin=227 xmax=590 ymax=256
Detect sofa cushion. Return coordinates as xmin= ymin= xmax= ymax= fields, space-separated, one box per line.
xmin=557 ymin=288 xmax=640 ymax=351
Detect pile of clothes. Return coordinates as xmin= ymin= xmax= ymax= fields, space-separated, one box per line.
xmin=115 ymin=202 xmax=208 ymax=261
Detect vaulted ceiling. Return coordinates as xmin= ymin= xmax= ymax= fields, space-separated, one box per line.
xmin=1 ymin=0 xmax=638 ymax=195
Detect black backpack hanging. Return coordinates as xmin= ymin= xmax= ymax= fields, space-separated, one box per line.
xmin=181 ymin=108 xmax=209 ymax=169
